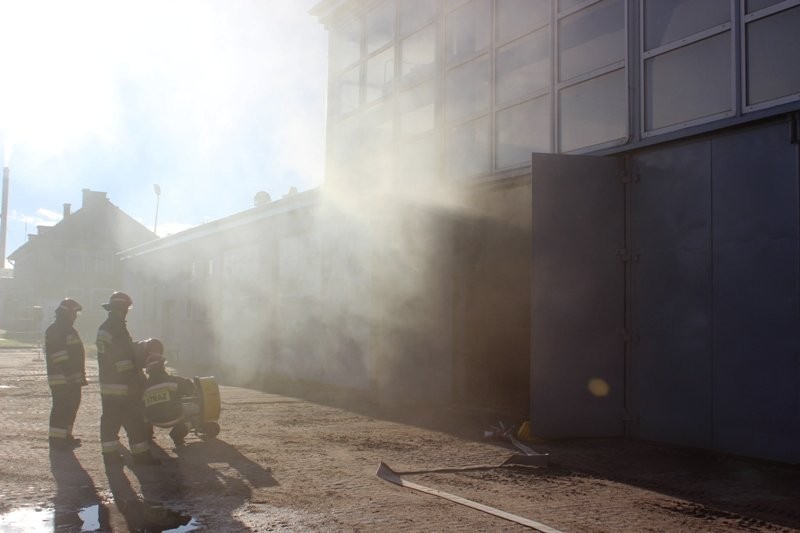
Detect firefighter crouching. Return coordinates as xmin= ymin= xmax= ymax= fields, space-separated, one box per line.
xmin=96 ymin=291 xmax=160 ymax=466
xmin=45 ymin=298 xmax=87 ymax=450
xmin=142 ymin=351 xmax=196 ymax=447
xmin=133 ymin=337 xmax=163 ymax=441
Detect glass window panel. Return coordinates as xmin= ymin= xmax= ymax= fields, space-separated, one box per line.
xmin=559 ymin=0 xmax=593 ymax=12
xmin=401 ymin=25 xmax=436 ymax=85
xmin=400 ymin=81 xmax=436 ymax=137
xmin=399 ymin=135 xmax=438 ymax=186
xmin=445 ymin=55 xmax=490 ymax=123
xmin=496 ymin=0 xmax=549 ymax=44
xmin=332 ymin=19 xmax=361 ymax=72
xmin=746 ymin=6 xmax=800 ymax=106
xmin=337 ymin=66 xmax=361 ymax=114
xmin=446 ymin=0 xmax=491 ymax=66
xmin=644 ymin=0 xmax=730 ymax=51
xmin=559 ymin=0 xmax=625 ymax=82
xmin=362 ymin=104 xmax=394 ymax=147
xmin=366 ymin=0 xmax=396 ymax=54
xmin=560 ymin=68 xmax=627 ymax=151
xmin=446 ymin=0 xmax=469 ymax=10
xmin=360 ymin=104 xmax=395 ymax=185
xmin=644 ymin=32 xmax=731 ymax=131
xmin=96 ymin=250 xmax=113 ymax=274
xmin=496 ymin=96 xmax=551 ymax=168
xmin=496 ymin=28 xmax=550 ymax=105
xmin=400 ymin=0 xmax=438 ymax=36
xmin=366 ymin=47 xmax=395 ymax=103
xmin=65 ymin=249 xmax=84 ymax=273
xmin=446 ymin=116 xmax=491 ymax=179
xmin=746 ymin=0 xmax=785 ymax=13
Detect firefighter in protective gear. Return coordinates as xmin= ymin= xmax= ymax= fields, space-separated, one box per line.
xmin=45 ymin=298 xmax=86 ymax=450
xmin=96 ymin=292 xmax=160 ymax=466
xmin=142 ymin=350 xmax=196 ymax=447
xmin=133 ymin=338 xmax=165 ymax=440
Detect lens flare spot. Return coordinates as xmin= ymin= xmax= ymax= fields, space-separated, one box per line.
xmin=588 ymin=378 xmax=610 ymax=397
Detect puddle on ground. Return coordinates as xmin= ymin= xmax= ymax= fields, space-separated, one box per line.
xmin=0 ymin=501 xmax=200 ymax=532
xmin=0 ymin=385 xmax=17 ymax=389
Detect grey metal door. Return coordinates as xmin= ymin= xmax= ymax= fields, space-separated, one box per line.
xmin=710 ymin=121 xmax=800 ymax=463
xmin=531 ymin=153 xmax=626 ymax=437
xmin=629 ymin=119 xmax=800 ymax=463
xmin=629 ymin=141 xmax=714 ymax=448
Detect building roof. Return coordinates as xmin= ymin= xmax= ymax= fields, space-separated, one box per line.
xmin=8 ymin=189 xmax=157 ymax=261
xmin=118 ymin=187 xmax=322 ymax=260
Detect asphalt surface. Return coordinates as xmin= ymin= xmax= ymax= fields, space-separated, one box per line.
xmin=1 ymin=348 xmax=799 ymax=532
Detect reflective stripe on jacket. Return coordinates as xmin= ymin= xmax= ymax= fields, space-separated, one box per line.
xmin=45 ymin=319 xmax=85 ymax=387
xmin=96 ymin=317 xmax=136 ymax=396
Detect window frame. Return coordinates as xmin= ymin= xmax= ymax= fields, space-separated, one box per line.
xmin=639 ymin=0 xmax=737 ymax=138
xmin=740 ymin=0 xmax=800 ymax=113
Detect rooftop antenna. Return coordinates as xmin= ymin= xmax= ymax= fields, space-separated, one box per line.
xmin=153 ymin=183 xmax=161 ymax=234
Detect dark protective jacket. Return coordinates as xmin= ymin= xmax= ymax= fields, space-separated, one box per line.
xmin=45 ymin=318 xmax=85 ymax=386
xmin=96 ymin=316 xmax=137 ymax=397
xmin=142 ymin=369 xmax=196 ymax=427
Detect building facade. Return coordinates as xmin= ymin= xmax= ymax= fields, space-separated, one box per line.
xmin=311 ymin=0 xmax=800 ymax=463
xmin=112 ymin=0 xmax=799 ymax=464
xmin=5 ymin=189 xmax=157 ymax=341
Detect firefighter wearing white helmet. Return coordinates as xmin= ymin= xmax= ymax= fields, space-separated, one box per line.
xmin=96 ymin=291 xmax=160 ymax=466
xmin=45 ymin=298 xmax=86 ymax=450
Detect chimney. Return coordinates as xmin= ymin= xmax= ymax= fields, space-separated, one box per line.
xmin=63 ymin=203 xmax=71 ymax=218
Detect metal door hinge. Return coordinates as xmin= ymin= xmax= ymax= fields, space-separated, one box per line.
xmin=620 ymin=167 xmax=640 ymax=183
xmin=619 ymin=328 xmax=640 ymax=344
xmin=616 ymin=248 xmax=640 ymax=263
xmin=622 ymin=411 xmax=640 ymax=425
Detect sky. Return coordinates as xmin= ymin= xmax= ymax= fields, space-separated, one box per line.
xmin=0 ymin=0 xmax=329 ymax=267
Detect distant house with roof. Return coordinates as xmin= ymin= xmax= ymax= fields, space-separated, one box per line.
xmin=4 ymin=188 xmax=157 ymax=341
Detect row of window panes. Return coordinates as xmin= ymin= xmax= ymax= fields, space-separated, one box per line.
xmin=332 ymin=0 xmax=800 ymax=179
xmin=334 ymin=0 xmax=624 ymax=128
xmin=643 ymin=2 xmax=800 ymax=131
xmin=189 ymin=259 xmax=213 ymax=280
xmin=335 ymin=0 xmax=797 ymax=110
xmin=65 ymin=250 xmax=114 ymax=274
xmin=331 ymin=0 xmax=551 ymax=75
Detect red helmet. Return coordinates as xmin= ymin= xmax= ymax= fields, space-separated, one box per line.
xmin=56 ymin=298 xmax=82 ymax=315
xmin=102 ymin=291 xmax=133 ymax=311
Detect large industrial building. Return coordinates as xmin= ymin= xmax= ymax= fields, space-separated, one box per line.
xmin=118 ymin=0 xmax=798 ymax=464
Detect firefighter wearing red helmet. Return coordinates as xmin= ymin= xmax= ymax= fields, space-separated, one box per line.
xmin=96 ymin=291 xmax=160 ymax=466
xmin=45 ymin=298 xmax=86 ymax=450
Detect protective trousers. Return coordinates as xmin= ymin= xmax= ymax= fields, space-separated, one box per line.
xmin=49 ymin=384 xmax=82 ymax=440
xmin=100 ymin=395 xmax=151 ymax=457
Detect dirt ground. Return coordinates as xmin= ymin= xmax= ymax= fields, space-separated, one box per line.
xmin=1 ymin=348 xmax=799 ymax=532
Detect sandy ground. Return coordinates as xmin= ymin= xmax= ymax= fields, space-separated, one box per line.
xmin=1 ymin=348 xmax=799 ymax=532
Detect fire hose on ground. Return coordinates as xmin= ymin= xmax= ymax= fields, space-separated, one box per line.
xmin=376 ymin=436 xmax=562 ymax=532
